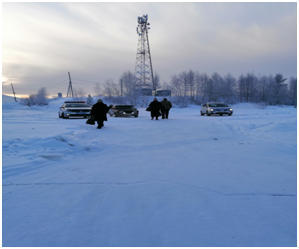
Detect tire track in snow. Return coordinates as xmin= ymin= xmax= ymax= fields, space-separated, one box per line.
xmin=3 ymin=181 xmax=296 ymax=197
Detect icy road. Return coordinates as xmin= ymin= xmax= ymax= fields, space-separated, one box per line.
xmin=2 ymin=98 xmax=297 ymax=246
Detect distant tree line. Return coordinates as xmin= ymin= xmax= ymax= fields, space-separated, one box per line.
xmin=97 ymin=70 xmax=297 ymax=108
xmin=20 ymin=70 xmax=297 ymax=108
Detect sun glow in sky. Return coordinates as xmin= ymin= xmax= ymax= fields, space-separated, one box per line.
xmin=2 ymin=2 xmax=297 ymax=97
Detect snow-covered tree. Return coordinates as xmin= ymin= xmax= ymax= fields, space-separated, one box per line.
xmin=35 ymin=87 xmax=48 ymax=105
xmin=20 ymin=87 xmax=48 ymax=106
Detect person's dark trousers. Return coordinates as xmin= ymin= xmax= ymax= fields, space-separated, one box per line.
xmin=96 ymin=119 xmax=104 ymax=128
xmin=162 ymin=110 xmax=169 ymax=119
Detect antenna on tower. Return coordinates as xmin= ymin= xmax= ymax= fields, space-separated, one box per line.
xmin=134 ymin=14 xmax=154 ymax=92
xmin=66 ymin=72 xmax=74 ymax=98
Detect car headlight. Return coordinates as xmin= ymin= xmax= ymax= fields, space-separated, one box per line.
xmin=230 ymin=109 xmax=233 ymax=111
xmin=210 ymin=109 xmax=214 ymax=111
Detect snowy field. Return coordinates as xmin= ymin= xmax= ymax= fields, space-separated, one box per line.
xmin=2 ymin=96 xmax=297 ymax=247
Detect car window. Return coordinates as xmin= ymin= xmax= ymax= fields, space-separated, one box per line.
xmin=209 ymin=104 xmax=217 ymax=107
xmin=115 ymin=105 xmax=134 ymax=109
xmin=65 ymin=104 xmax=90 ymax=107
xmin=216 ymin=104 xmax=228 ymax=107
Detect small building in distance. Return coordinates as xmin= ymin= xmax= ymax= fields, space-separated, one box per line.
xmin=58 ymin=93 xmax=62 ymax=98
xmin=156 ymin=90 xmax=171 ymax=96
xmin=140 ymin=88 xmax=153 ymax=96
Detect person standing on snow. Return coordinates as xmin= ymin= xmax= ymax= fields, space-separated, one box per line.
xmin=160 ymin=98 xmax=172 ymax=119
xmin=90 ymin=99 xmax=112 ymax=129
xmin=149 ymin=98 xmax=162 ymax=120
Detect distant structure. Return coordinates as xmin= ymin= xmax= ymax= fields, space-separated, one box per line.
xmin=58 ymin=93 xmax=62 ymax=98
xmin=134 ymin=14 xmax=154 ymax=92
xmin=156 ymin=90 xmax=171 ymax=96
xmin=140 ymin=88 xmax=153 ymax=96
xmin=66 ymin=72 xmax=74 ymax=98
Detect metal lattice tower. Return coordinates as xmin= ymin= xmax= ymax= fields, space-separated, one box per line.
xmin=134 ymin=14 xmax=154 ymax=89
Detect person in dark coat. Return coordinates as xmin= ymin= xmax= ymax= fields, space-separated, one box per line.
xmin=149 ymin=98 xmax=162 ymax=120
xmin=160 ymin=98 xmax=172 ymax=119
xmin=90 ymin=99 xmax=112 ymax=129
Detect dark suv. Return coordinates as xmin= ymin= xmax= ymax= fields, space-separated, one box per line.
xmin=108 ymin=105 xmax=139 ymax=118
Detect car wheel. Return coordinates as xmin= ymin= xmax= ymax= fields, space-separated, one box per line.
xmin=200 ymin=111 xmax=204 ymax=116
xmin=207 ymin=111 xmax=211 ymax=116
xmin=134 ymin=115 xmax=138 ymax=118
xmin=228 ymin=113 xmax=232 ymax=116
xmin=58 ymin=112 xmax=62 ymax=118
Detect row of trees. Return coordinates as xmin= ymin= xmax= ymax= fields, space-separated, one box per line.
xmin=20 ymin=70 xmax=297 ymax=108
xmin=97 ymin=70 xmax=297 ymax=107
xmin=168 ymin=70 xmax=297 ymax=106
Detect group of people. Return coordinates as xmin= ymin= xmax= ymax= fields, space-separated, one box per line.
xmin=149 ymin=98 xmax=172 ymax=120
xmin=90 ymin=98 xmax=172 ymax=129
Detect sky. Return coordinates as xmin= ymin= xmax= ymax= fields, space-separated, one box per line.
xmin=2 ymin=2 xmax=297 ymax=97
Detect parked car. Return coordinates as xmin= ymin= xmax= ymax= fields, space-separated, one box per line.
xmin=59 ymin=101 xmax=92 ymax=119
xmin=201 ymin=102 xmax=233 ymax=116
xmin=108 ymin=105 xmax=139 ymax=118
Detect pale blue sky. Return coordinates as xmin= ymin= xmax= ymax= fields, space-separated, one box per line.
xmin=2 ymin=2 xmax=297 ymax=97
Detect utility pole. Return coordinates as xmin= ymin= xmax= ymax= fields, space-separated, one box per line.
xmin=120 ymin=79 xmax=123 ymax=96
xmin=67 ymin=72 xmax=74 ymax=98
xmin=11 ymin=83 xmax=17 ymax=102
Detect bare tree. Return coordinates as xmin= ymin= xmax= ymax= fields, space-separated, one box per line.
xmin=169 ymin=74 xmax=183 ymax=96
xmin=94 ymin=83 xmax=103 ymax=96
xmin=73 ymin=87 xmax=86 ymax=101
xmin=222 ymin=73 xmax=237 ymax=104
xmin=153 ymin=72 xmax=161 ymax=95
xmin=288 ymin=77 xmax=297 ymax=107
xmin=257 ymin=75 xmax=269 ymax=103
xmin=187 ymin=70 xmax=195 ymax=100
xmin=103 ymin=79 xmax=120 ymax=97
xmin=120 ymin=71 xmax=140 ymax=105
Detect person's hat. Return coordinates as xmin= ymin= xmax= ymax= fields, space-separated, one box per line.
xmin=97 ymin=99 xmax=103 ymax=103
xmin=164 ymin=98 xmax=167 ymax=100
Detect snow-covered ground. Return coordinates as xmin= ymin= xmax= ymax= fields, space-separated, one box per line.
xmin=2 ymin=97 xmax=297 ymax=246
xmin=2 ymin=94 xmax=20 ymax=103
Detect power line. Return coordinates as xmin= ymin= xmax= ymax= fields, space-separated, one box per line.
xmin=72 ymin=78 xmax=99 ymax=84
xmin=44 ymin=79 xmax=68 ymax=88
xmin=3 ymin=74 xmax=66 ymax=81
xmin=11 ymin=79 xmax=68 ymax=91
